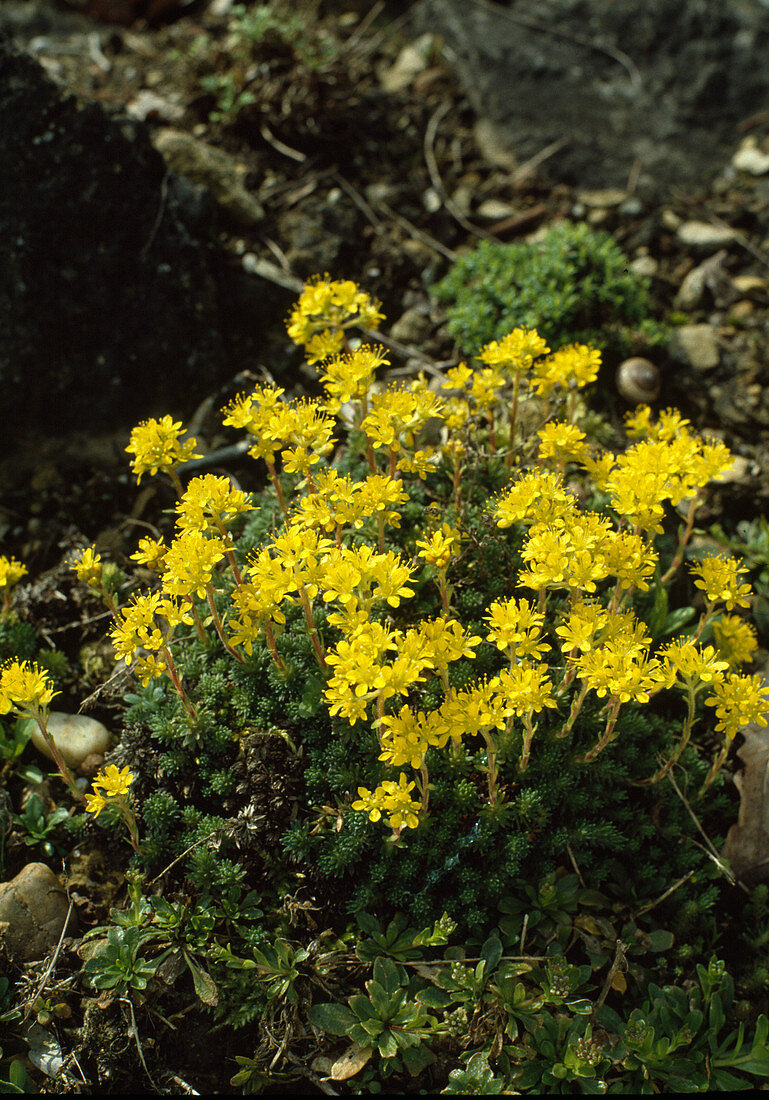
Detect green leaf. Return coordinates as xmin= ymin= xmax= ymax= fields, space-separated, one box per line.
xmin=401 ymin=1042 xmax=435 ymax=1077
xmin=183 ymin=950 xmax=218 ymax=1007
xmin=365 ymin=980 xmax=392 ymax=1018
xmin=479 ymin=931 xmax=503 ymax=975
xmin=307 ymin=1002 xmax=357 ymax=1036
xmin=662 ymin=606 xmax=697 ymax=636
xmin=373 ymin=956 xmax=402 ymax=996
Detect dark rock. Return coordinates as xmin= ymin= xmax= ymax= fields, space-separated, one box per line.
xmin=0 ymin=34 xmax=285 ymax=446
xmin=417 ymin=0 xmax=769 ymax=192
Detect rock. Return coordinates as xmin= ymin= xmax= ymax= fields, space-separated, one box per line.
xmin=416 ymin=0 xmax=769 ymax=192
xmin=732 ymin=274 xmax=767 ymax=296
xmin=676 ymin=221 xmax=742 ymax=252
xmin=389 ymin=307 xmax=433 ymax=346
xmin=472 ymin=118 xmax=517 ymax=170
xmin=476 ymin=198 xmax=518 ymax=219
xmin=0 ymin=863 xmax=78 ymax=962
xmin=630 ymin=255 xmax=658 ymax=278
xmin=576 ymin=188 xmax=627 ymax=209
xmin=378 ymin=34 xmax=435 ymax=93
xmin=732 ymin=136 xmax=769 ymax=176
xmin=0 ymin=34 xmax=272 ymax=443
xmin=674 ymin=250 xmax=733 ymax=310
xmin=125 ymin=89 xmax=186 ymax=124
xmin=29 ymin=712 xmax=111 ymax=769
xmin=730 ymin=300 xmax=755 ymax=320
xmin=668 ymin=324 xmax=720 ymax=372
xmin=152 ymin=128 xmax=264 ymax=227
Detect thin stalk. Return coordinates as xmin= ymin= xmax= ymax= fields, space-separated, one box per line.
xmin=578 ymin=697 xmax=622 ymax=764
xmin=558 ymin=679 xmax=589 ymax=738
xmin=481 ymin=730 xmax=499 ymax=806
xmin=519 ymin=713 xmax=535 ymax=772
xmin=265 ymin=460 xmax=288 ymax=514
xmin=661 ymin=494 xmax=700 ymax=586
xmin=699 ymin=740 xmax=731 ymax=797
xmin=160 ymin=646 xmax=198 ymax=722
xmin=206 ymin=585 xmax=246 ymax=664
xmin=298 ymin=585 xmax=328 ymax=672
xmin=636 ymin=689 xmax=696 ymax=786
xmin=33 ymin=711 xmax=84 ymax=804
xmin=507 ymin=375 xmax=520 ymax=469
xmin=263 ymin=620 xmax=287 ymax=673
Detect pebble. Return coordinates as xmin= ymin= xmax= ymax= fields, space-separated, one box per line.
xmin=630 ymin=255 xmax=659 ymax=277
xmin=390 ymin=306 xmax=433 ymax=345
xmin=0 ymin=863 xmax=78 ymax=962
xmin=732 ymin=136 xmax=769 ymax=176
xmin=576 ymin=188 xmax=627 ymax=208
xmin=676 ymin=221 xmax=742 ymax=251
xmin=732 ymin=274 xmax=767 ymax=295
xmin=476 ymin=198 xmax=518 ymax=219
xmin=674 ymin=250 xmax=731 ymax=310
xmin=152 ymin=128 xmax=264 ymax=227
xmin=378 ymin=34 xmax=435 ymax=93
xmin=668 ymin=324 xmax=720 ymax=371
xmin=28 ymin=712 xmax=111 ymax=769
xmin=730 ymin=300 xmax=754 ymax=320
xmin=472 ymin=118 xmax=517 ymax=170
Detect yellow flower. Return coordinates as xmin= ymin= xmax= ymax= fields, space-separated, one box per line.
xmin=531 ymin=344 xmax=601 ymax=396
xmin=660 ymin=640 xmax=729 ymax=691
xmin=176 ymin=474 xmax=254 ymax=533
xmin=416 ymin=526 xmax=460 ymax=570
xmin=0 ymin=660 xmax=58 ymax=715
xmin=690 ymin=556 xmax=752 ymax=611
xmin=713 ymin=615 xmax=758 ymax=669
xmin=494 ymin=470 xmax=577 ymax=529
xmin=319 ymin=345 xmax=388 ymax=412
xmin=352 ymin=773 xmax=420 ymax=832
xmin=537 ymin=422 xmax=588 ymax=465
xmin=494 ymin=662 xmax=557 ymax=717
xmin=162 ymin=529 xmax=226 ymax=600
xmin=94 ymin=764 xmax=134 ymax=798
xmin=126 ymin=416 xmax=201 ymax=484
xmin=84 ymin=790 xmax=108 ymax=817
xmin=130 ymin=537 xmax=168 ymax=571
xmin=555 ymin=600 xmax=609 ymax=654
xmin=0 ymin=555 xmax=27 ymax=591
xmin=286 ymin=276 xmax=384 ymax=359
xmin=485 ymin=597 xmax=550 ymax=660
xmin=70 ymin=546 xmax=102 ymax=587
xmin=705 ymin=673 xmax=769 ymax=740
xmin=478 ymin=328 xmax=550 ymax=375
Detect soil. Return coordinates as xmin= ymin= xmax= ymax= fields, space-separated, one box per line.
xmin=2 ymin=0 xmax=769 ymax=1093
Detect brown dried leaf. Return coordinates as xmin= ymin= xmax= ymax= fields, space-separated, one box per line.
xmin=330 ymin=1043 xmax=373 ymax=1082
xmin=722 ymin=717 xmax=769 ymax=885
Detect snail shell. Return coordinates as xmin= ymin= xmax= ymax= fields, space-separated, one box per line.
xmin=616 ymin=357 xmax=660 ymax=403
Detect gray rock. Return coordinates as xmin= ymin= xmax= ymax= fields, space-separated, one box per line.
xmin=674 ymin=251 xmax=734 ymax=311
xmin=152 ymin=128 xmax=265 ymax=227
xmin=416 ymin=0 xmax=769 ymax=191
xmin=668 ymin=324 xmax=720 ymax=372
xmin=0 ymin=35 xmax=284 ymax=444
xmin=0 ymin=863 xmax=78 ymax=962
xmin=676 ymin=222 xmax=743 ymax=252
xmin=28 ymin=712 xmax=111 ymax=769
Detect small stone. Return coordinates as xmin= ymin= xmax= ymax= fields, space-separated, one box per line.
xmin=576 ymin=188 xmax=627 ymax=208
xmin=390 ymin=307 xmax=432 ymax=345
xmin=126 ymin=90 xmax=185 ymax=124
xmin=668 ymin=324 xmax=720 ymax=372
xmin=472 ymin=118 xmax=517 ymax=170
xmin=732 ymin=274 xmax=767 ymax=295
xmin=0 ymin=863 xmax=78 ymax=962
xmin=29 ymin=712 xmax=111 ymax=769
xmin=152 ymin=128 xmax=264 ymax=227
xmin=378 ymin=34 xmax=434 ymax=93
xmin=630 ymin=255 xmax=658 ymax=277
xmin=676 ymin=221 xmax=742 ymax=251
xmin=732 ymin=136 xmax=769 ymax=176
xmin=730 ymin=300 xmax=754 ymax=320
xmin=476 ymin=198 xmax=518 ymax=219
xmin=661 ymin=208 xmax=682 ymax=231
xmin=674 ymin=250 xmax=732 ymax=310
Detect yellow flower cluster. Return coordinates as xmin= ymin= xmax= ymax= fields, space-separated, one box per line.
xmin=0 ymin=659 xmax=58 ymax=716
xmin=85 ymin=764 xmax=134 ymax=818
xmin=97 ymin=281 xmax=766 ymax=836
xmin=286 ymin=276 xmax=384 ymax=363
xmin=0 ymin=555 xmax=27 ymax=592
